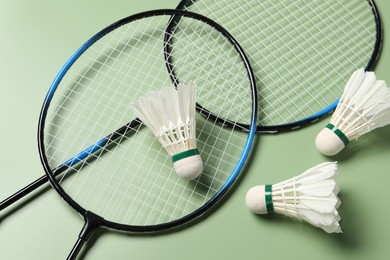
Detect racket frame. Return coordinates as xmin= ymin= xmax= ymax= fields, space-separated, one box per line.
xmin=37 ymin=8 xmax=257 ymax=249
xmin=176 ymin=0 xmax=383 ymax=133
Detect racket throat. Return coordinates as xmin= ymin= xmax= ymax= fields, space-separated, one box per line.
xmin=67 ymin=211 xmax=104 ymax=260
xmin=79 ymin=211 xmax=104 ymax=240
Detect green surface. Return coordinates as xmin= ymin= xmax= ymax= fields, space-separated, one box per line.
xmin=0 ymin=0 xmax=389 ymax=259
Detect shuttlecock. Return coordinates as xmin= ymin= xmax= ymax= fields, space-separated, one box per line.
xmin=246 ymin=162 xmax=341 ymax=233
xmin=132 ymin=82 xmax=203 ymax=180
xmin=316 ymin=68 xmax=390 ymax=156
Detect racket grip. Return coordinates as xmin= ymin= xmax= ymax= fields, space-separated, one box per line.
xmin=0 ymin=174 xmax=49 ymax=211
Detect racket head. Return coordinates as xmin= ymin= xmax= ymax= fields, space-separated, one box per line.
xmin=38 ymin=9 xmax=257 ymax=233
xmin=177 ymin=0 xmax=382 ymax=132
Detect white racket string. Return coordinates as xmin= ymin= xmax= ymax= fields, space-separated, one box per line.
xmin=180 ymin=0 xmax=380 ymax=128
xmin=43 ymin=13 xmax=254 ymax=226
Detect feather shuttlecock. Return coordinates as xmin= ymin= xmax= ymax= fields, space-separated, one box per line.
xmin=246 ymin=162 xmax=341 ymax=233
xmin=316 ymin=68 xmax=390 ymax=156
xmin=132 ymin=82 xmax=203 ymax=180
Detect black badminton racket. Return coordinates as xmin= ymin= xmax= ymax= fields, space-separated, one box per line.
xmin=0 ymin=8 xmax=259 ymax=213
xmin=32 ymin=9 xmax=256 ymax=259
xmin=176 ymin=0 xmax=382 ymax=132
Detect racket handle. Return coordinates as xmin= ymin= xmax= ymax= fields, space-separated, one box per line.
xmin=0 ymin=174 xmax=48 ymax=211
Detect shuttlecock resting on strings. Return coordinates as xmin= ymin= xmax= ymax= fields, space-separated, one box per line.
xmin=246 ymin=162 xmax=341 ymax=233
xmin=132 ymin=82 xmax=203 ymax=180
xmin=316 ymin=68 xmax=390 ymax=156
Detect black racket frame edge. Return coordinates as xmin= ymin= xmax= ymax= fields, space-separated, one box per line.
xmin=175 ymin=0 xmax=383 ymax=133
xmin=37 ymin=9 xmax=257 ymax=258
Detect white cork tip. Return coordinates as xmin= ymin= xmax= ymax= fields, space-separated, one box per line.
xmin=173 ymin=154 xmax=203 ymax=180
xmin=315 ymin=127 xmax=346 ymax=156
xmin=245 ymin=185 xmax=267 ymax=214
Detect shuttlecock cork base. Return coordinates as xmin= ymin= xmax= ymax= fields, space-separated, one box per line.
xmin=172 ymin=149 xmax=202 ymax=179
xmin=245 ymin=184 xmax=272 ymax=215
xmin=315 ymin=123 xmax=350 ymax=156
xmin=132 ymin=82 xmax=203 ymax=180
xmin=316 ymin=68 xmax=390 ymax=156
xmin=246 ymin=162 xmax=342 ymax=233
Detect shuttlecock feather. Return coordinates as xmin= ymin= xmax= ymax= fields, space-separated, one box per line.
xmin=132 ymin=82 xmax=203 ymax=179
xmin=316 ymin=68 xmax=390 ymax=156
xmin=246 ymin=162 xmax=341 ymax=233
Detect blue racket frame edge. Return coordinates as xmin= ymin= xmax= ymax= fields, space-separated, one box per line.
xmin=176 ymin=0 xmax=383 ymax=133
xmin=38 ymin=9 xmax=258 ymax=235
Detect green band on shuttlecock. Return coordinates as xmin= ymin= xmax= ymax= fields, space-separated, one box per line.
xmin=172 ymin=149 xmax=200 ymax=163
xmin=326 ymin=123 xmax=350 ymax=145
xmin=264 ymin=184 xmax=274 ymax=214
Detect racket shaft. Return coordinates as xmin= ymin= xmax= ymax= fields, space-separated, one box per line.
xmin=67 ymin=211 xmax=103 ymax=260
xmin=0 ymin=175 xmax=48 ymax=211
xmin=0 ymin=120 xmax=140 ymax=211
xmin=0 ymin=142 xmax=107 ymax=211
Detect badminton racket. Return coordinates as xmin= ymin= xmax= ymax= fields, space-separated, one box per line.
xmin=0 ymin=7 xmax=258 ymax=212
xmin=176 ymin=0 xmax=382 ymax=132
xmin=34 ymin=9 xmax=256 ymax=259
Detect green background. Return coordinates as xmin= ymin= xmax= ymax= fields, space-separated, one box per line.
xmin=0 ymin=0 xmax=389 ymax=259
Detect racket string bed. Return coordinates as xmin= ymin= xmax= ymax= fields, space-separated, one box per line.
xmin=36 ymin=10 xmax=257 ymax=259
xmin=178 ymin=0 xmax=381 ymax=130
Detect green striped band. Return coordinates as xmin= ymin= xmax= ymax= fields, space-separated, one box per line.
xmin=326 ymin=123 xmax=349 ymax=145
xmin=264 ymin=184 xmax=274 ymax=214
xmin=172 ymin=149 xmax=200 ymax=163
